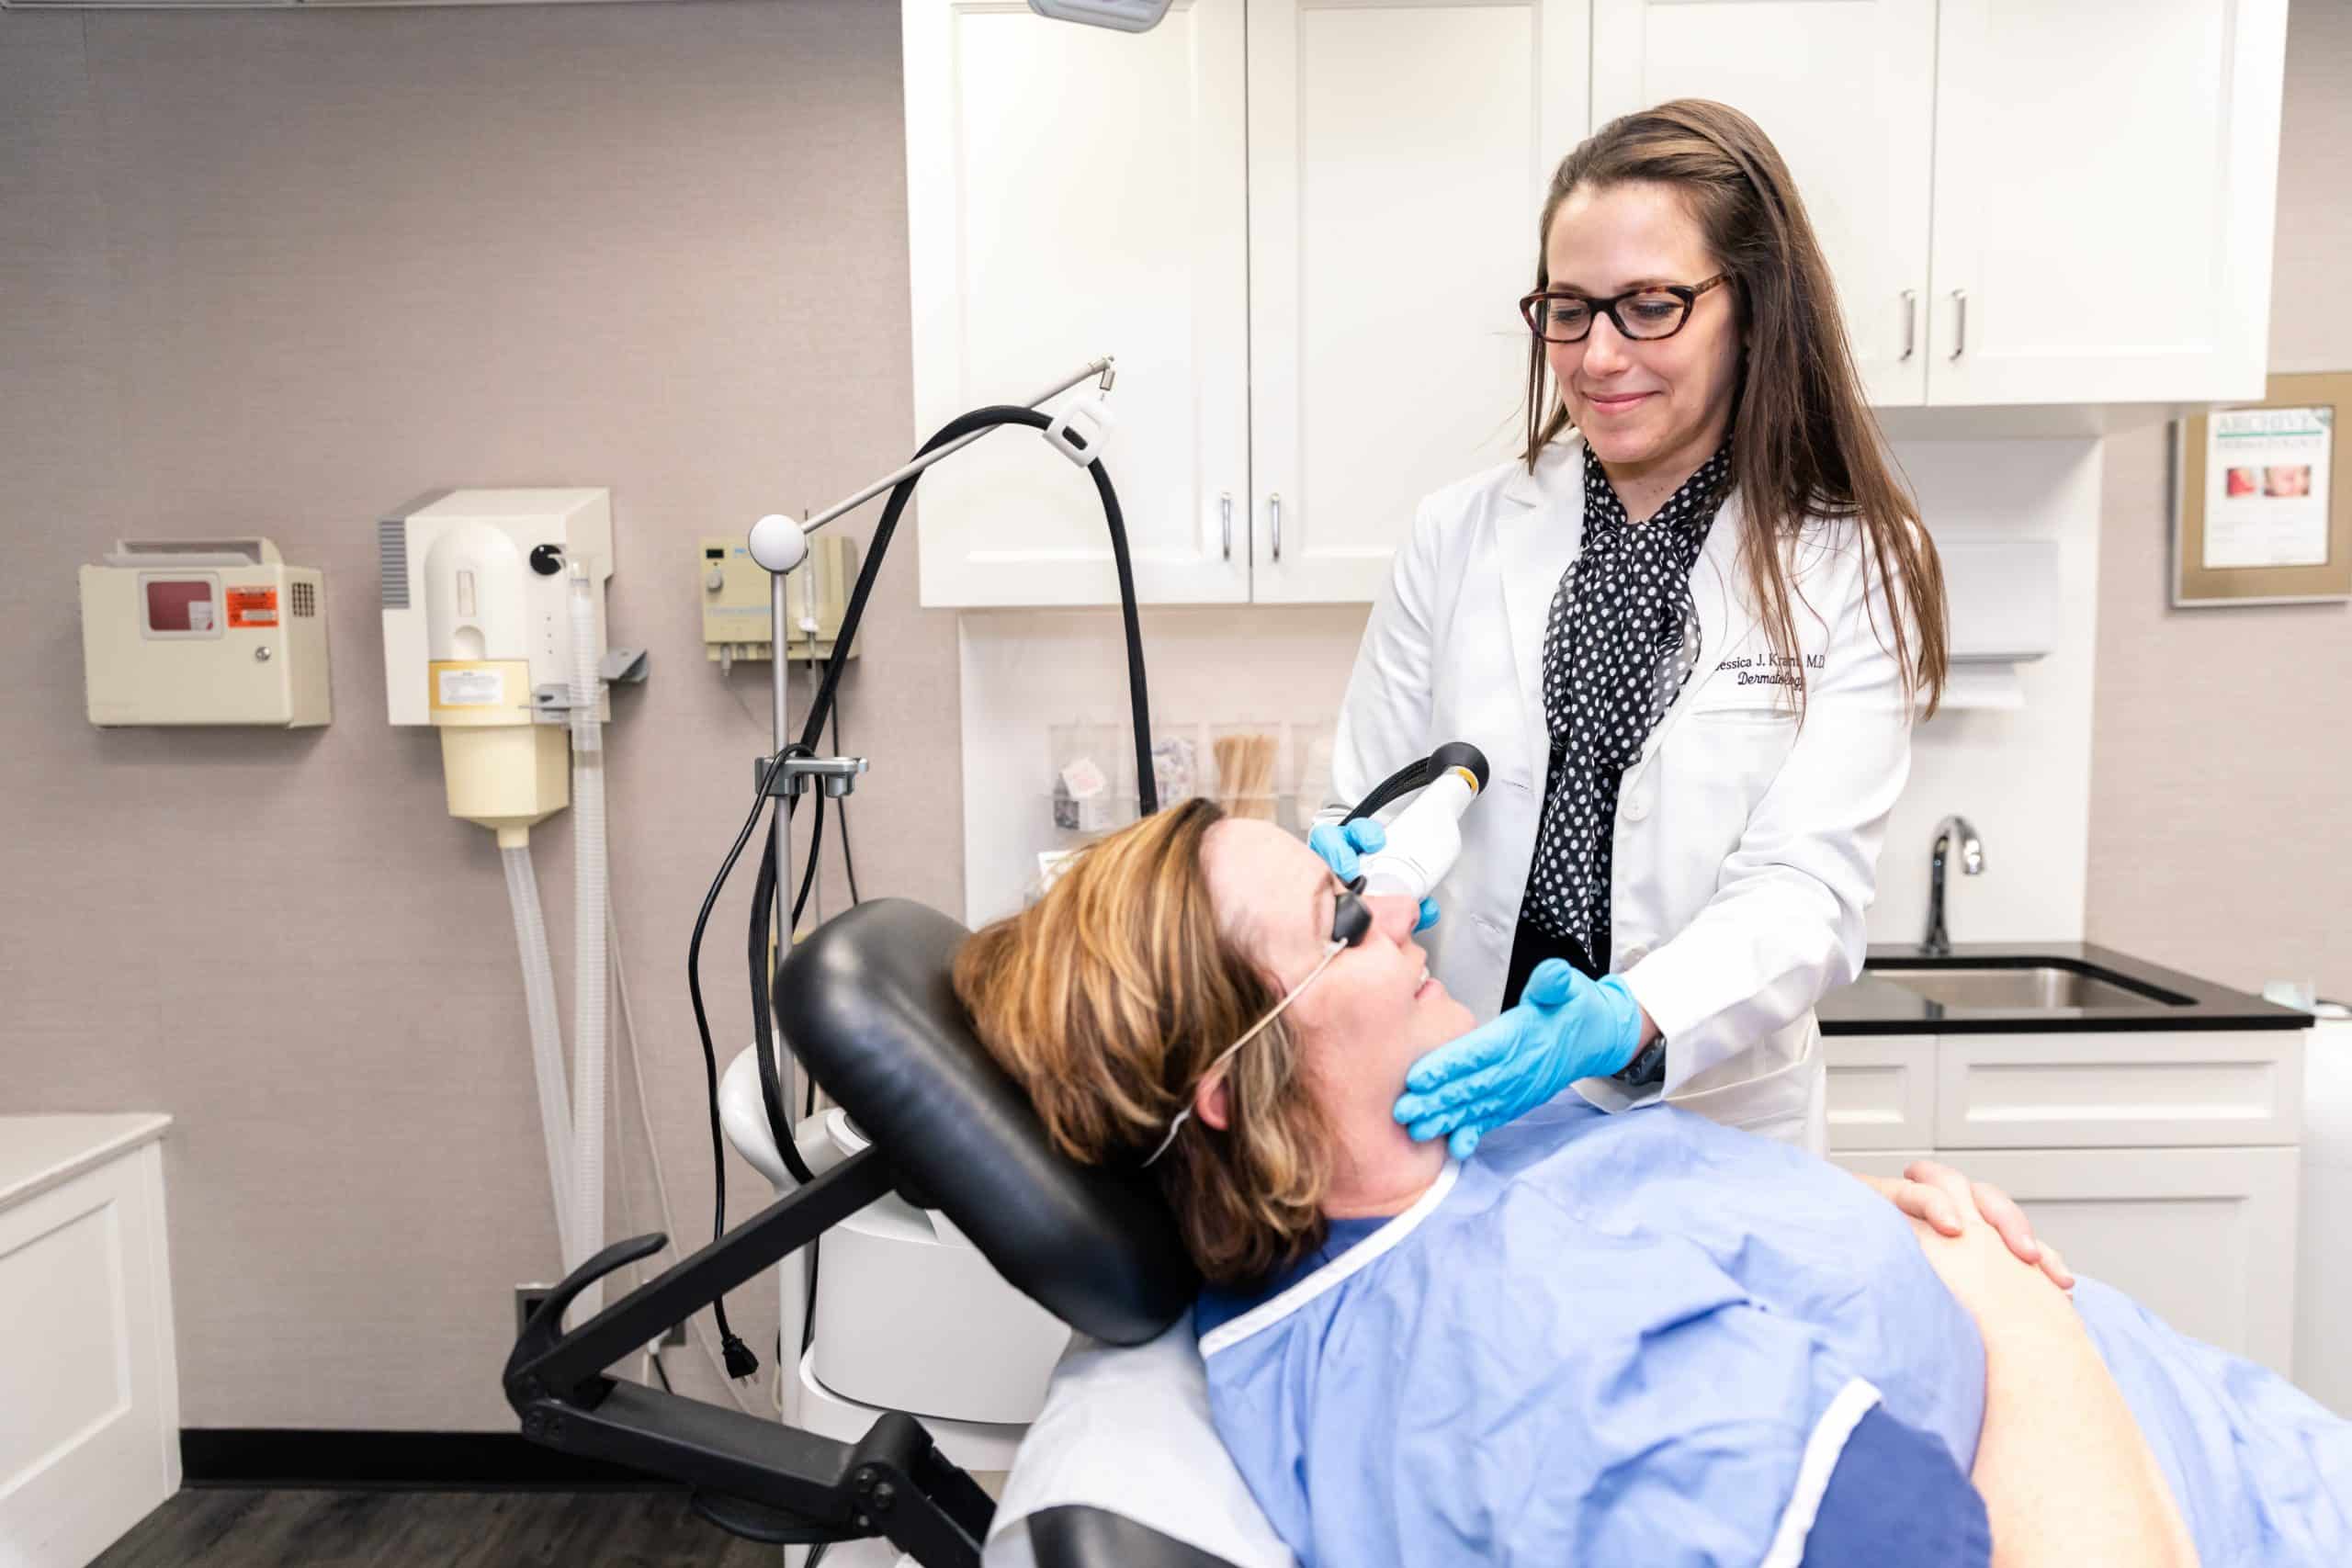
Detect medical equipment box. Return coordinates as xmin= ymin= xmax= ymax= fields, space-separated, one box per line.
xmin=79 ymin=537 xmax=330 ymax=728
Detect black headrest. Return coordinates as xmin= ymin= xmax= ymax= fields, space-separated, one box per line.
xmin=774 ymin=898 xmax=1199 ymax=1346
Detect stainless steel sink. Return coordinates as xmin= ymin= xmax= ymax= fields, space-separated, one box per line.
xmin=1866 ymin=962 xmax=2191 ymax=1011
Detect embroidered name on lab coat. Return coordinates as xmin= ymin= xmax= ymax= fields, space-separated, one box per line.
xmin=1715 ymin=652 xmax=1824 ymax=688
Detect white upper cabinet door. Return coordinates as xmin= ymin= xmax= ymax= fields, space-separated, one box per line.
xmin=1247 ymin=0 xmax=1589 ymax=604
xmin=906 ymin=1 xmax=1251 ymax=606
xmin=1927 ymin=0 xmax=2288 ymax=405
xmin=1589 ymin=0 xmax=1938 ymax=409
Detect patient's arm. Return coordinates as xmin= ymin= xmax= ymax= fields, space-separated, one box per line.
xmin=1897 ymin=1171 xmax=2198 ymax=1568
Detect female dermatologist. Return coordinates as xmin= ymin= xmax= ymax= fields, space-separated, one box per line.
xmin=1314 ymin=99 xmax=1948 ymax=1158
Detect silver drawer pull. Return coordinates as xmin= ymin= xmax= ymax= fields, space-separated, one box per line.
xmin=1901 ymin=289 xmax=1917 ymax=361
xmin=1949 ymin=288 xmax=1968 ymax=361
xmin=1220 ymin=491 xmax=1232 ymax=561
xmin=1269 ymin=493 xmax=1283 ymax=563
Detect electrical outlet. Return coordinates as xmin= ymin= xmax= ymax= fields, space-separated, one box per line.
xmin=514 ymin=1283 xmax=556 ymax=1340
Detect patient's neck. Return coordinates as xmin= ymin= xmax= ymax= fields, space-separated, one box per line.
xmin=1321 ymin=1114 xmax=1448 ymax=1220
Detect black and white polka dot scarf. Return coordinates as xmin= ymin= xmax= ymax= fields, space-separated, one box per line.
xmin=1521 ymin=442 xmax=1734 ymax=962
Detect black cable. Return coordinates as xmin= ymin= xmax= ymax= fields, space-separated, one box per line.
xmin=715 ymin=402 xmax=1158 ymax=1380
xmin=786 ymin=406 xmax=1156 ymax=812
xmin=684 ymin=749 xmax=791 ymax=1379
xmin=792 ymin=781 xmax=826 ymax=929
xmin=831 ymin=700 xmax=860 ymax=907
xmin=746 ymin=783 xmax=820 ymax=1190
xmin=1342 ymin=756 xmax=1435 ymax=825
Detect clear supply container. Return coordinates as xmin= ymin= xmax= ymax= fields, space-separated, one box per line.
xmin=1292 ymin=717 xmax=1339 ymax=824
xmin=1148 ymin=722 xmax=1205 ymax=809
xmin=1047 ymin=722 xmax=1132 ymax=834
xmin=1209 ymin=722 xmax=1284 ymax=824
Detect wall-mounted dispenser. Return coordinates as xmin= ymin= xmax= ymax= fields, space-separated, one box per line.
xmin=79 ymin=537 xmax=329 ymax=728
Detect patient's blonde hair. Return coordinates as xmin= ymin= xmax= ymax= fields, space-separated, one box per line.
xmin=954 ymin=800 xmax=1330 ymax=1286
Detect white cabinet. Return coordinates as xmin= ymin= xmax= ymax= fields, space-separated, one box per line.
xmin=1246 ymin=0 xmax=1586 ymax=603
xmin=1935 ymin=1029 xmax=2302 ymax=1150
xmin=1592 ymin=0 xmax=2284 ymax=407
xmin=904 ymin=0 xmax=1252 ymax=607
xmin=906 ymin=0 xmax=1586 ymax=607
xmin=1590 ymin=0 xmax=1938 ymax=407
xmin=0 ymin=1116 xmax=181 ymax=1568
xmin=909 ymin=0 xmax=2287 ymax=604
xmin=1927 ymin=0 xmax=2286 ymax=406
xmin=1826 ymin=1026 xmax=2306 ymax=1371
xmin=1823 ymin=1032 xmax=1938 ymax=1150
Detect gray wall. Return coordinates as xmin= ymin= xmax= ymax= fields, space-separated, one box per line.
xmin=2086 ymin=0 xmax=2352 ymax=1000
xmin=0 ymin=1 xmax=953 ymax=1427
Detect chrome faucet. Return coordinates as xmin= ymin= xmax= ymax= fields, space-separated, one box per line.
xmin=1922 ymin=815 xmax=1984 ymax=957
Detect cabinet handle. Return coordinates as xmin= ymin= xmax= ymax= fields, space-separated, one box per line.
xmin=1949 ymin=288 xmax=1968 ymax=361
xmin=1220 ymin=491 xmax=1232 ymax=561
xmin=1900 ymin=289 xmax=1917 ymax=361
xmin=1269 ymin=493 xmax=1283 ymax=563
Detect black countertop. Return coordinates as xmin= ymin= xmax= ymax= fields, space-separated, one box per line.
xmin=1816 ymin=942 xmax=2312 ymax=1035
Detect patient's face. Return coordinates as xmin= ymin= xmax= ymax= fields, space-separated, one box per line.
xmin=1202 ymin=819 xmax=1477 ymax=1119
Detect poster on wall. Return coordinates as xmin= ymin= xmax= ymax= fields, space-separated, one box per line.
xmin=2174 ymin=370 xmax=2352 ymax=606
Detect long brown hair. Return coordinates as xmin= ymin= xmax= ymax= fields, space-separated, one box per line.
xmin=953 ymin=800 xmax=1330 ymax=1286
xmin=1522 ymin=98 xmax=1948 ymax=716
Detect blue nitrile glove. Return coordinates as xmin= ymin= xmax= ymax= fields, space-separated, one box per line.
xmin=1307 ymin=818 xmax=1439 ymax=931
xmin=1392 ymin=958 xmax=1645 ymax=1158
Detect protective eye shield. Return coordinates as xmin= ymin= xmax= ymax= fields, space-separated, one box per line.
xmin=1142 ymin=877 xmax=1372 ymax=1167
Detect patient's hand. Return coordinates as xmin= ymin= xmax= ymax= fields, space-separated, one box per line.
xmin=1856 ymin=1159 xmax=2074 ymax=1292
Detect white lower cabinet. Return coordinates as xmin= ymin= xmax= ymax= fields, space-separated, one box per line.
xmin=0 ymin=1116 xmax=180 ymax=1567
xmin=1827 ymin=1028 xmax=2305 ymax=1373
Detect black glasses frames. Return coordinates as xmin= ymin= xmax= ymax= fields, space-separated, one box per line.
xmin=1519 ymin=274 xmax=1731 ymax=344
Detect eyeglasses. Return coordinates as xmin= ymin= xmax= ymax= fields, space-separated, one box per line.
xmin=1519 ymin=274 xmax=1730 ymax=344
xmin=1141 ymin=878 xmax=1374 ymax=1168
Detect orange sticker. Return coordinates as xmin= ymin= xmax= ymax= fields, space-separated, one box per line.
xmin=227 ymin=587 xmax=278 ymax=628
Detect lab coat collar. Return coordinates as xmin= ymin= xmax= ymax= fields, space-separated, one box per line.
xmin=1494 ymin=435 xmax=1764 ymax=775
xmin=1495 ymin=436 xmax=1584 ymax=764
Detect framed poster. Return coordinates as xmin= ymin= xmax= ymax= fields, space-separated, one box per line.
xmin=2174 ymin=370 xmax=2351 ymax=606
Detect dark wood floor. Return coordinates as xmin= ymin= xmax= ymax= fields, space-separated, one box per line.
xmin=94 ymin=1488 xmax=793 ymax=1566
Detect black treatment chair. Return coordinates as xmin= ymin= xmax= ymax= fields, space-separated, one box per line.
xmin=505 ymin=898 xmax=1272 ymax=1568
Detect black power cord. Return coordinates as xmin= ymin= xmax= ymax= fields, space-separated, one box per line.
xmin=695 ymin=401 xmax=1159 ymax=1386
xmin=683 ymin=748 xmax=792 ymax=1378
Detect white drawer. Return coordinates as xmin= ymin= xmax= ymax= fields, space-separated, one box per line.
xmin=1935 ymin=1029 xmax=2305 ymax=1150
xmin=1824 ymin=1035 xmax=1937 ymax=1152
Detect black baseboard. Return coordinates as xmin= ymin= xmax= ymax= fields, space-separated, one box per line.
xmin=180 ymin=1429 xmax=681 ymax=1491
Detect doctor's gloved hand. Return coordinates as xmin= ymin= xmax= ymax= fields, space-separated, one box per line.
xmin=1392 ymin=960 xmax=1645 ymax=1159
xmin=1308 ymin=818 xmax=1440 ymax=931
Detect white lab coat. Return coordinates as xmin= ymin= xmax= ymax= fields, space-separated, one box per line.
xmin=1329 ymin=434 xmax=1917 ymax=1150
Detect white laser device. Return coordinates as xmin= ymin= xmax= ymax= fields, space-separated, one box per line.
xmin=1356 ymin=742 xmax=1491 ymax=902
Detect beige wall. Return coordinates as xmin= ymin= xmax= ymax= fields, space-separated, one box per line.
xmin=2086 ymin=0 xmax=2352 ymax=999
xmin=0 ymin=1 xmax=954 ymax=1428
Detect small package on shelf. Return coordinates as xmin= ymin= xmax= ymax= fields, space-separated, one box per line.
xmin=1151 ymin=726 xmax=1202 ymax=807
xmin=1049 ymin=722 xmax=1126 ymax=833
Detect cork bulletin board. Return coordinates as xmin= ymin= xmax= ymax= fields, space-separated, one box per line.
xmin=2174 ymin=370 xmax=2352 ymax=606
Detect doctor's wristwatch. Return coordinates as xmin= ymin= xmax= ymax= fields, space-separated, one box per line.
xmin=1616 ymin=1036 xmax=1669 ymax=1088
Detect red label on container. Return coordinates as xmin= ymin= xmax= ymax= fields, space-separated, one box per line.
xmin=227 ymin=587 xmax=278 ymax=628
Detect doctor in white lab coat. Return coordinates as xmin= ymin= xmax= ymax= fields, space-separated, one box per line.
xmin=1319 ymin=101 xmax=1950 ymax=1156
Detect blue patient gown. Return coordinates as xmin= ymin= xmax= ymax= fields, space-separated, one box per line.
xmin=1197 ymin=1099 xmax=2352 ymax=1567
